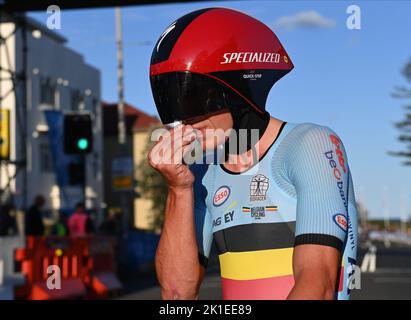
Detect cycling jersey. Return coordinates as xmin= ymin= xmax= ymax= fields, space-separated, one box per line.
xmin=190 ymin=122 xmax=358 ymax=300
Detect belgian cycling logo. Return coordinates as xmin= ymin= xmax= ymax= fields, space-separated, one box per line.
xmin=249 ymin=174 xmax=269 ymax=201
xmin=333 ymin=213 xmax=348 ymax=232
xmin=243 ymin=206 xmax=265 ymax=219
xmin=213 ymin=186 xmax=231 ymax=207
xmin=242 ymin=206 xmax=278 ymax=219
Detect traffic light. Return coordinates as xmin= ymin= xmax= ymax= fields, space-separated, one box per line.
xmin=64 ymin=113 xmax=93 ymax=154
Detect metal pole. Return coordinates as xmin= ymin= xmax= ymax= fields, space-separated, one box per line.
xmin=115 ymin=7 xmax=129 ymax=234
xmin=20 ymin=15 xmax=28 ymax=211
xmin=383 ymin=186 xmax=390 ymax=231
xmin=115 ymin=7 xmax=126 ymax=145
xmin=0 ymin=10 xmax=3 ymax=202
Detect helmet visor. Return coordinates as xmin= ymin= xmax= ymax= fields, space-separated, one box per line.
xmin=150 ymin=72 xmax=231 ymax=124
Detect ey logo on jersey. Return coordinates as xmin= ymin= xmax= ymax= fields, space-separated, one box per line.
xmin=213 ymin=186 xmax=230 ymax=207
xmin=212 ymin=201 xmax=237 ymax=228
xmin=250 ymin=174 xmax=269 ymax=201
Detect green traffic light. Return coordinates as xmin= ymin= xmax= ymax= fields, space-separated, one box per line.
xmin=77 ymin=138 xmax=89 ymax=150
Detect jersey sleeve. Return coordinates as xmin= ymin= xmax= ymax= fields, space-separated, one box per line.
xmin=287 ymin=124 xmax=351 ymax=252
xmin=190 ymin=163 xmax=214 ymax=268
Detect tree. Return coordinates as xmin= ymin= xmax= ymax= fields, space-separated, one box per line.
xmin=136 ymin=128 xmax=168 ymax=231
xmin=389 ymin=58 xmax=411 ymax=165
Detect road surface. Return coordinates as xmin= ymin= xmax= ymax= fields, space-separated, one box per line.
xmin=119 ymin=241 xmax=411 ymax=300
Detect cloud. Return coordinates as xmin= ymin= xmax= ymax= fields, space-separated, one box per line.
xmin=273 ymin=10 xmax=336 ymax=30
xmin=123 ymin=11 xmax=150 ymax=22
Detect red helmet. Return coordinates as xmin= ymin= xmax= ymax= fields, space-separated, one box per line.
xmin=150 ymin=7 xmax=294 ymax=124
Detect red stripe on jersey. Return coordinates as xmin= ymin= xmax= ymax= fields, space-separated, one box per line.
xmin=221 ymin=275 xmax=295 ymax=300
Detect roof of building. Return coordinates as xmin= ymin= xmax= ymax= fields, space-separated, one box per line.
xmin=0 ymin=14 xmax=68 ymax=44
xmin=102 ymin=101 xmax=160 ymax=136
xmin=25 ymin=15 xmax=67 ymax=43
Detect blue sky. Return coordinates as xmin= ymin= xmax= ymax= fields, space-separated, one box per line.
xmin=30 ymin=0 xmax=411 ymax=220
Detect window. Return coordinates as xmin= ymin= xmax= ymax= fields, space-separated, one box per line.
xmin=70 ymin=89 xmax=84 ymax=111
xmin=40 ymin=77 xmax=56 ymax=107
xmin=92 ymin=98 xmax=98 ymax=114
xmin=38 ymin=133 xmax=53 ymax=173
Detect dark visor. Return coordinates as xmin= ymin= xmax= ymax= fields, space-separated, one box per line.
xmin=150 ymin=72 xmax=234 ymax=124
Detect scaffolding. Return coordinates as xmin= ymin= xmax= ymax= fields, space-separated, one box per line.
xmin=0 ymin=11 xmax=28 ymax=209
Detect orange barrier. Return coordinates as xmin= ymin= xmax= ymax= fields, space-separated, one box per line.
xmin=14 ymin=236 xmax=122 ymax=300
xmin=83 ymin=237 xmax=122 ymax=298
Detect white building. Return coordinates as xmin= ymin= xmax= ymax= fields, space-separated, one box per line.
xmin=0 ymin=15 xmax=103 ymax=219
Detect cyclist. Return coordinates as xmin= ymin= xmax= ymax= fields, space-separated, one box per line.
xmin=148 ymin=7 xmax=357 ymax=300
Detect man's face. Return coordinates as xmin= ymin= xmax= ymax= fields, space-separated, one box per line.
xmin=183 ymin=110 xmax=233 ymax=151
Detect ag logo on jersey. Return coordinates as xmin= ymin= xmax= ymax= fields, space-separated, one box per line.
xmin=213 ymin=186 xmax=230 ymax=207
xmin=250 ymin=174 xmax=269 ymax=201
xmin=333 ymin=213 xmax=348 ymax=232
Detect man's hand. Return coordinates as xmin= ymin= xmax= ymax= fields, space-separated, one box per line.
xmin=148 ymin=124 xmax=197 ymax=189
xmin=287 ymin=244 xmax=341 ymax=300
xmin=149 ymin=124 xmax=205 ymax=299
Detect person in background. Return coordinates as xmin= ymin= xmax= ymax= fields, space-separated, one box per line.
xmin=99 ymin=208 xmax=121 ymax=236
xmin=67 ymin=202 xmax=94 ymax=237
xmin=25 ymin=195 xmax=46 ymax=236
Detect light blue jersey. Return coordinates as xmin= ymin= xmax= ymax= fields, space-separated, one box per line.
xmin=190 ymin=122 xmax=358 ymax=300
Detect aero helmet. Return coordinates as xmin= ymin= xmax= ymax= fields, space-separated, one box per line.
xmin=150 ymin=7 xmax=294 ymax=125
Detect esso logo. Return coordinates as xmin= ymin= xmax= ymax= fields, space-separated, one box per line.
xmin=329 ymin=134 xmax=346 ymax=173
xmin=213 ymin=186 xmax=230 ymax=207
xmin=333 ymin=214 xmax=348 ymax=232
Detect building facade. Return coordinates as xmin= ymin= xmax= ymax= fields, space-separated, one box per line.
xmin=102 ymin=102 xmax=160 ymax=231
xmin=133 ymin=115 xmax=162 ymax=231
xmin=0 ymin=15 xmax=103 ymax=219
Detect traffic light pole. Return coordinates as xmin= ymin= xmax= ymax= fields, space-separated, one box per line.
xmin=20 ymin=15 xmax=29 ymax=211
xmin=81 ymin=154 xmax=86 ymax=206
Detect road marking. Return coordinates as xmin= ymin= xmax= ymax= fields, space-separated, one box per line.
xmin=361 ymin=245 xmax=377 ymax=273
xmin=0 ymin=260 xmax=3 ymax=286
